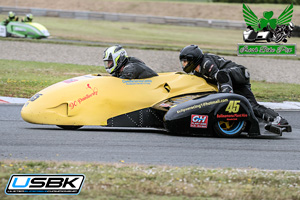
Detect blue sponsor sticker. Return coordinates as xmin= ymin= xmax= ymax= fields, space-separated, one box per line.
xmin=63 ymin=79 xmax=78 ymax=84
xmin=122 ymin=80 xmax=152 ymax=85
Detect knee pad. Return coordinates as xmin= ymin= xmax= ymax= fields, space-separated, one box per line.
xmin=216 ymin=70 xmax=230 ymax=84
xmin=229 ymin=67 xmax=249 ymax=85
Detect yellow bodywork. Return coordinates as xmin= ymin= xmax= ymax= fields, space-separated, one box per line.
xmin=27 ymin=22 xmax=48 ymax=31
xmin=21 ymin=72 xmax=217 ymax=126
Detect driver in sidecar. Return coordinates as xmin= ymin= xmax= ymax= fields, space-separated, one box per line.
xmin=103 ymin=45 xmax=158 ymax=79
xmin=21 ymin=14 xmax=33 ymax=22
xmin=179 ymin=45 xmax=289 ymax=129
xmin=3 ymin=11 xmax=19 ymax=25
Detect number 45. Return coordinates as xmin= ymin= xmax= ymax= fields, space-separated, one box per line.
xmin=225 ymin=100 xmax=240 ymax=113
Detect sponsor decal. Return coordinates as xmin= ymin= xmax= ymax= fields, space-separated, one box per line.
xmin=122 ymin=80 xmax=152 ymax=85
xmin=239 ymin=4 xmax=296 ymax=56
xmin=63 ymin=79 xmax=78 ymax=84
xmin=225 ymin=100 xmax=240 ymax=113
xmin=177 ymin=99 xmax=228 ymax=114
xmin=159 ymin=103 xmax=171 ymax=108
xmin=5 ymin=174 xmax=85 ymax=195
xmin=208 ymin=65 xmax=214 ymax=72
xmin=217 ymin=113 xmax=248 ymax=121
xmin=29 ymin=93 xmax=43 ymax=102
xmin=13 ymin=27 xmax=26 ymax=32
xmin=23 ymin=102 xmax=29 ymax=107
xmin=0 ymin=25 xmax=7 ymax=37
xmin=69 ymin=84 xmax=98 ymax=110
xmin=190 ymin=115 xmax=208 ymax=128
xmin=238 ymin=44 xmax=296 ymax=56
xmin=84 ymin=75 xmax=96 ymax=78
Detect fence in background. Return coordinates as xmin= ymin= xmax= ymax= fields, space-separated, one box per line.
xmin=0 ymin=6 xmax=246 ymax=29
xmin=1 ymin=6 xmax=299 ymax=36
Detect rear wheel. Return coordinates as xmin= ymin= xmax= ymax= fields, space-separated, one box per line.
xmin=266 ymin=33 xmax=272 ymax=42
xmin=57 ymin=125 xmax=83 ymax=130
xmin=214 ymin=121 xmax=246 ymax=138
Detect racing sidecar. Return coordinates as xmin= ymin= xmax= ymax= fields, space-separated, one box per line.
xmin=21 ymin=72 xmax=287 ymax=137
xmin=0 ymin=21 xmax=50 ymax=39
xmin=243 ymin=28 xmax=273 ymax=43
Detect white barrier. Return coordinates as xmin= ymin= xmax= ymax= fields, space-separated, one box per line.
xmin=0 ymin=6 xmax=246 ymax=30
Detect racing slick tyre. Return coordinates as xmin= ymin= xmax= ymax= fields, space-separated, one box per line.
xmin=266 ymin=33 xmax=272 ymax=42
xmin=57 ymin=125 xmax=83 ymax=130
xmin=214 ymin=121 xmax=246 ymax=138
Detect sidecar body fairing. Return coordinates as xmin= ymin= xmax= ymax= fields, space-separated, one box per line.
xmin=21 ymin=72 xmax=261 ymax=137
xmin=0 ymin=21 xmax=50 ymax=39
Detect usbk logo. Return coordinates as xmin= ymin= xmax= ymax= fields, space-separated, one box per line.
xmin=5 ymin=174 xmax=85 ymax=195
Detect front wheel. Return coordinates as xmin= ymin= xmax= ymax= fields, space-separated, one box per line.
xmin=57 ymin=125 xmax=83 ymax=130
xmin=266 ymin=33 xmax=272 ymax=42
xmin=214 ymin=121 xmax=246 ymax=138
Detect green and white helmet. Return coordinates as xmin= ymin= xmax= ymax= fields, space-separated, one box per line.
xmin=26 ymin=13 xmax=33 ymax=21
xmin=8 ymin=11 xmax=15 ymax=19
xmin=103 ymin=45 xmax=127 ymax=74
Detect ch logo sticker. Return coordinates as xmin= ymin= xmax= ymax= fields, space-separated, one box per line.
xmin=190 ymin=115 xmax=208 ymax=128
xmin=226 ymin=100 xmax=240 ymax=113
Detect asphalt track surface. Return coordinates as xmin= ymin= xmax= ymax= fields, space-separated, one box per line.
xmin=1 ymin=105 xmax=300 ymax=170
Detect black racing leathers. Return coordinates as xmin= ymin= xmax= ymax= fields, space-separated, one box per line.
xmin=194 ymin=53 xmax=281 ymax=122
xmin=113 ymin=57 xmax=158 ymax=79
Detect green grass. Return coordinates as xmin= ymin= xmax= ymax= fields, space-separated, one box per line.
xmin=251 ymin=80 xmax=300 ymax=102
xmin=1 ymin=14 xmax=300 ymax=57
xmin=40 ymin=17 xmax=244 ymax=51
xmin=0 ymin=160 xmax=300 ymax=200
xmin=1 ymin=59 xmax=299 ymax=102
xmin=0 ymin=14 xmax=240 ymax=51
xmin=0 ymin=59 xmax=105 ymax=98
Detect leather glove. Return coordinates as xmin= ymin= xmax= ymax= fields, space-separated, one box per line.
xmin=219 ymin=84 xmax=233 ymax=93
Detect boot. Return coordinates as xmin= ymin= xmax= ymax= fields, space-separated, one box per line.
xmin=265 ymin=116 xmax=289 ymax=132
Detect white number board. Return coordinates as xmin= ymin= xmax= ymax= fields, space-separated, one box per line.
xmin=0 ymin=25 xmax=7 ymax=37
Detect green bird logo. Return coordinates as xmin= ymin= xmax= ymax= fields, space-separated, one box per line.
xmin=243 ymin=4 xmax=293 ymax=32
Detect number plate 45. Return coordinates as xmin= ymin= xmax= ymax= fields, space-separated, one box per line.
xmin=225 ymin=100 xmax=240 ymax=113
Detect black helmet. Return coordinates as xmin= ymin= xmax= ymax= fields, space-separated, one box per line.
xmin=179 ymin=45 xmax=203 ymax=73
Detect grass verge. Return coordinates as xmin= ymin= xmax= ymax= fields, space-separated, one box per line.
xmin=0 ymin=59 xmax=104 ymax=98
xmin=1 ymin=14 xmax=300 ymax=58
xmin=0 ymin=59 xmax=299 ymax=102
xmin=251 ymin=81 xmax=300 ymax=102
xmin=0 ymin=160 xmax=300 ymax=200
xmin=37 ymin=16 xmax=244 ymax=51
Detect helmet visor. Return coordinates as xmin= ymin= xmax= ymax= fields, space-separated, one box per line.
xmin=180 ymin=59 xmax=194 ymax=73
xmin=181 ymin=59 xmax=196 ymax=73
xmin=104 ymin=60 xmax=113 ymax=69
xmin=180 ymin=59 xmax=188 ymax=69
